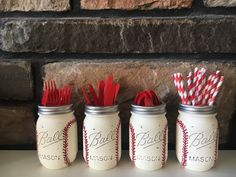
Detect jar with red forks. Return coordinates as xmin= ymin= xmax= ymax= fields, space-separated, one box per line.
xmin=83 ymin=105 xmax=121 ymax=170
xmin=81 ymin=75 xmax=121 ymax=170
xmin=37 ymin=105 xmax=78 ymax=169
xmin=36 ymin=80 xmax=78 ymax=169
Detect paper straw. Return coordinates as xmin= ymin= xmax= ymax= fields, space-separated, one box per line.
xmin=201 ymin=74 xmax=214 ymax=105
xmin=187 ymin=72 xmax=193 ymax=104
xmin=208 ymin=76 xmax=224 ymax=106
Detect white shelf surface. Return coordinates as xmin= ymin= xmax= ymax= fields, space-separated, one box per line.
xmin=0 ymin=150 xmax=236 ymax=177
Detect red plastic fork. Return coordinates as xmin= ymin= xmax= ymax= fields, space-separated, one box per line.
xmin=88 ymin=84 xmax=99 ymax=106
xmin=59 ymin=85 xmax=72 ymax=105
xmin=82 ymin=75 xmax=120 ymax=106
xmin=65 ymin=86 xmax=72 ymax=105
xmin=42 ymin=80 xmax=72 ymax=106
xmin=42 ymin=81 xmax=49 ymax=106
xmin=82 ymin=86 xmax=92 ymax=106
xmin=114 ymin=83 xmax=120 ymax=104
xmin=98 ymin=80 xmax=105 ymax=106
xmin=49 ymin=80 xmax=60 ymax=106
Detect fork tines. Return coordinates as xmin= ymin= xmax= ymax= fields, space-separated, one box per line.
xmin=42 ymin=80 xmax=72 ymax=106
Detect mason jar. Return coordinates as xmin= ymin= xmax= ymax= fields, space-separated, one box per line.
xmin=129 ymin=104 xmax=168 ymax=171
xmin=83 ymin=105 xmax=121 ymax=170
xmin=176 ymin=104 xmax=218 ymax=171
xmin=36 ymin=105 xmax=78 ymax=169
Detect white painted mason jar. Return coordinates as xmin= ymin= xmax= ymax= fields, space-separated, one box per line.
xmin=36 ymin=105 xmax=78 ymax=169
xmin=176 ymin=104 xmax=218 ymax=171
xmin=129 ymin=104 xmax=168 ymax=171
xmin=83 ymin=105 xmax=121 ymax=170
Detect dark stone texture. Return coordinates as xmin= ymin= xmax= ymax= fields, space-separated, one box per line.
xmin=0 ymin=17 xmax=235 ymax=53
xmin=0 ymin=61 xmax=33 ymax=100
xmin=0 ymin=104 xmax=36 ymax=145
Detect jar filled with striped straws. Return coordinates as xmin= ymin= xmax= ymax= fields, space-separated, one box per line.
xmin=172 ymin=68 xmax=224 ymax=171
xmin=176 ymin=104 xmax=218 ymax=171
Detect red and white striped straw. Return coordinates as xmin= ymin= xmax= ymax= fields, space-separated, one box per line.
xmin=201 ymin=73 xmax=214 ymax=105
xmin=193 ymin=69 xmax=203 ymax=105
xmin=208 ymin=76 xmax=224 ymax=106
xmin=183 ymin=83 xmax=190 ymax=105
xmin=173 ymin=73 xmax=189 ymax=105
xmin=215 ymin=70 xmax=221 ymax=78
xmin=173 ymin=73 xmax=183 ymax=103
xmin=208 ymin=72 xmax=220 ymax=100
xmin=191 ymin=67 xmax=199 ymax=105
xmin=178 ymin=73 xmax=189 ymax=105
xmin=193 ymin=67 xmax=199 ymax=84
xmin=203 ymin=73 xmax=216 ymax=104
xmin=174 ymin=73 xmax=185 ymax=103
xmin=173 ymin=68 xmax=224 ymax=106
xmin=196 ymin=68 xmax=207 ymax=105
xmin=187 ymin=72 xmax=193 ymax=103
xmin=192 ymin=67 xmax=199 ymax=89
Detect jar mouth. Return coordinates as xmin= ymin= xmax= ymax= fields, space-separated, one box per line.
xmin=178 ymin=104 xmax=216 ymax=114
xmin=85 ymin=105 xmax=118 ymax=115
xmin=38 ymin=104 xmax=73 ymax=115
xmin=131 ymin=103 xmax=166 ymax=115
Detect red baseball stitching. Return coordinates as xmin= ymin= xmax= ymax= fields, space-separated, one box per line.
xmin=161 ymin=123 xmax=168 ymax=167
xmin=176 ymin=119 xmax=188 ymax=167
xmin=63 ymin=118 xmax=77 ymax=166
xmin=129 ymin=123 xmax=136 ymax=165
xmin=36 ymin=129 xmax=39 ymax=157
xmin=115 ymin=120 xmax=121 ymax=164
xmin=214 ymin=128 xmax=219 ymax=166
xmin=83 ymin=125 xmax=89 ymax=165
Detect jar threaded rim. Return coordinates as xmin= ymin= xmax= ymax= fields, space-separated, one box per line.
xmin=131 ymin=103 xmax=166 ymax=115
xmin=178 ymin=104 xmax=216 ymax=114
xmin=38 ymin=104 xmax=73 ymax=115
xmin=85 ymin=105 xmax=118 ymax=115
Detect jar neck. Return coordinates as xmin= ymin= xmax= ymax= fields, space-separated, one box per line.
xmin=38 ymin=104 xmax=73 ymax=115
xmin=131 ymin=112 xmax=166 ymax=118
xmin=178 ymin=110 xmax=217 ymax=119
xmin=131 ymin=103 xmax=166 ymax=115
xmin=178 ymin=104 xmax=216 ymax=115
xmin=38 ymin=112 xmax=74 ymax=118
xmin=85 ymin=105 xmax=118 ymax=115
